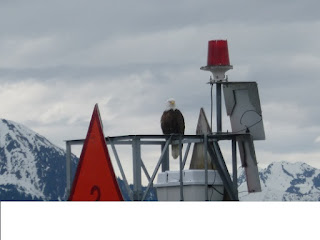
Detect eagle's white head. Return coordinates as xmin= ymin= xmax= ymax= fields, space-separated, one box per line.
xmin=166 ymin=98 xmax=176 ymax=111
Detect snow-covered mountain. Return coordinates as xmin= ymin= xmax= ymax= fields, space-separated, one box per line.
xmin=1 ymin=117 xmax=320 ymax=201
xmin=0 ymin=119 xmax=78 ymax=200
xmin=238 ymin=161 xmax=320 ymax=201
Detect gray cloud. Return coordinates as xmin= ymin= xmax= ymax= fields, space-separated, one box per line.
xmin=1 ymin=0 xmax=320 ymax=179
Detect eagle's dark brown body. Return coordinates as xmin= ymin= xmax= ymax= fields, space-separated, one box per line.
xmin=161 ymin=108 xmax=185 ymax=159
xmin=161 ymin=109 xmax=185 ymax=135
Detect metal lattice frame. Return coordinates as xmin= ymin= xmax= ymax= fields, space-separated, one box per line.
xmin=65 ymin=133 xmax=249 ymax=201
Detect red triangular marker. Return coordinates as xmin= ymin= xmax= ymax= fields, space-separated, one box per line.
xmin=69 ymin=104 xmax=123 ymax=201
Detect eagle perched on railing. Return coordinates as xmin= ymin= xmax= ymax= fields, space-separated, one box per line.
xmin=161 ymin=98 xmax=185 ymax=159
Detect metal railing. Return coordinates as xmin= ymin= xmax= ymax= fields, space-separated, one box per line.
xmin=65 ymin=133 xmax=250 ymax=201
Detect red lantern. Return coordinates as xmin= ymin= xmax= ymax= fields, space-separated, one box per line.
xmin=207 ymin=40 xmax=230 ymax=66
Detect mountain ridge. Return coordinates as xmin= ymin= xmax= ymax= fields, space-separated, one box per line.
xmin=0 ymin=118 xmax=78 ymax=200
xmin=238 ymin=161 xmax=320 ymax=201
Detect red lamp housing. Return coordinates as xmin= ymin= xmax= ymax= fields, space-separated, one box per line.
xmin=207 ymin=40 xmax=230 ymax=66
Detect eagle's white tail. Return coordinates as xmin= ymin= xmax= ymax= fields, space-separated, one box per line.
xmin=171 ymin=144 xmax=180 ymax=159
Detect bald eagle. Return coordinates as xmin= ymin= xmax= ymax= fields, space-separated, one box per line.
xmin=161 ymin=98 xmax=185 ymax=159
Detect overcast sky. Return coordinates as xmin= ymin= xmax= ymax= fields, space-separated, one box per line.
xmin=1 ymin=0 xmax=320 ymax=182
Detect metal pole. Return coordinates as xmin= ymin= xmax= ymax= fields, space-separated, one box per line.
xmin=209 ymin=141 xmax=237 ymax=200
xmin=108 ymin=138 xmax=133 ymax=200
xmin=161 ymin=142 xmax=169 ymax=172
xmin=66 ymin=142 xmax=71 ymax=198
xmin=204 ymin=134 xmax=209 ymax=201
xmin=141 ymin=158 xmax=151 ymax=182
xmin=179 ymin=135 xmax=184 ymax=201
xmin=182 ymin=142 xmax=191 ymax=169
xmin=142 ymin=136 xmax=172 ymax=201
xmin=132 ymin=137 xmax=142 ymax=201
xmin=232 ymin=139 xmax=238 ymax=198
xmin=216 ymin=82 xmax=222 ymax=133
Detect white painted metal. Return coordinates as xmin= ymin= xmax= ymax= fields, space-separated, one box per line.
xmin=237 ymin=135 xmax=262 ymax=192
xmin=155 ymin=170 xmax=224 ymax=201
xmin=200 ymin=65 xmax=233 ymax=82
xmin=223 ymin=82 xmax=265 ymax=140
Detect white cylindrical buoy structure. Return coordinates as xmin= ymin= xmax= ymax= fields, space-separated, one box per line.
xmin=155 ymin=170 xmax=224 ymax=201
